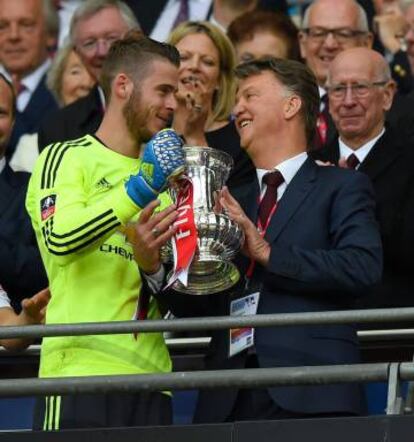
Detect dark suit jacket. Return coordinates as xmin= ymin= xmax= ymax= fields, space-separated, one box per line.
xmin=37 ymin=86 xmax=102 ymax=151
xmin=311 ymin=92 xmax=414 ymax=151
xmin=7 ymin=75 xmax=58 ymax=160
xmin=162 ymin=158 xmax=382 ymax=422
xmin=125 ymin=0 xmax=288 ymax=36
xmin=0 ymin=163 xmax=47 ymax=310
xmin=313 ymin=127 xmax=414 ymax=308
xmin=125 ymin=0 xmax=169 ymax=35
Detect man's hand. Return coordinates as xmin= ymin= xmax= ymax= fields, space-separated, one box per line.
xmin=20 ymin=288 xmax=51 ymax=325
xmin=125 ymin=129 xmax=185 ymax=208
xmin=129 ymin=200 xmax=179 ymax=274
xmin=217 ymin=187 xmax=271 ymax=266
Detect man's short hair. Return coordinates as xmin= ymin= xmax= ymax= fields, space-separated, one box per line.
xmin=0 ymin=73 xmax=16 ymax=120
xmin=235 ymin=57 xmax=320 ymax=144
xmin=100 ymin=32 xmax=180 ymax=102
xmin=69 ymin=0 xmax=140 ymax=43
xmin=228 ymin=10 xmax=300 ymax=61
xmin=301 ymin=0 xmax=369 ymax=32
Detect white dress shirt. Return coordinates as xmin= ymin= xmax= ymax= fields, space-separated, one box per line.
xmin=57 ymin=0 xmax=83 ymax=48
xmin=150 ymin=0 xmax=212 ymax=42
xmin=318 ymin=86 xmax=327 ymax=113
xmin=0 ymin=285 xmax=11 ymax=309
xmin=256 ymin=152 xmax=308 ymax=201
xmin=0 ymin=156 xmax=5 ymax=175
xmin=0 ymin=59 xmax=51 ymax=112
xmin=338 ymin=128 xmax=385 ymax=169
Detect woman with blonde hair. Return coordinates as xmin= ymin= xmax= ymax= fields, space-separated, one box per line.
xmin=168 ymin=21 xmax=254 ymax=187
xmin=46 ymin=41 xmax=95 ymax=106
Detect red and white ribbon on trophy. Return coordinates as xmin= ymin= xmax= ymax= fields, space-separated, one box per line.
xmin=165 ymin=177 xmax=198 ymax=289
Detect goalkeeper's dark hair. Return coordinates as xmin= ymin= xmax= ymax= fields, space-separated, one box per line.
xmin=100 ymin=30 xmax=180 ymax=103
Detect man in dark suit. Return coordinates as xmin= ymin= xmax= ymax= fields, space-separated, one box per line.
xmin=126 ymin=0 xmax=288 ymax=42
xmin=132 ymin=57 xmax=382 ymax=422
xmin=0 ymin=74 xmax=47 ymax=310
xmin=314 ymin=47 xmax=414 ymax=309
xmin=37 ymin=0 xmax=140 ymax=151
xmin=0 ymin=0 xmax=59 ymax=159
xmin=300 ymin=0 xmax=414 ymax=151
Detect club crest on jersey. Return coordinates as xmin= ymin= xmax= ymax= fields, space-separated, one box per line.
xmin=40 ymin=194 xmax=56 ymax=221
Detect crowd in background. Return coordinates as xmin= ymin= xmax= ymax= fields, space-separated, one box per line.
xmin=1 ymin=0 xmax=414 ymax=429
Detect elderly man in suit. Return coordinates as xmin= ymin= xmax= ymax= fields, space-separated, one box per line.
xmin=37 ymin=0 xmax=140 ymax=150
xmin=300 ymin=0 xmax=414 ymax=150
xmin=132 ymin=57 xmax=383 ymax=422
xmin=0 ymin=73 xmax=47 ymax=310
xmin=0 ymin=0 xmax=59 ymax=159
xmin=314 ymin=47 xmax=414 ymax=309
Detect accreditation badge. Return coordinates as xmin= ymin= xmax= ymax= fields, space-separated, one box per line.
xmin=229 ymin=292 xmax=260 ymax=358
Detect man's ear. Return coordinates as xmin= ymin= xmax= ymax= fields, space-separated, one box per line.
xmin=383 ymin=79 xmax=397 ymax=111
xmin=283 ymin=95 xmax=302 ymax=120
xmin=298 ymin=31 xmax=308 ymax=60
xmin=113 ymin=73 xmax=134 ymax=100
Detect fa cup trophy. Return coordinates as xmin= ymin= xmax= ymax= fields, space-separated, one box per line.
xmin=162 ymin=146 xmax=244 ymax=295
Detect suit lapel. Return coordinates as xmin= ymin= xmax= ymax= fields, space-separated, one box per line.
xmin=23 ymin=75 xmax=58 ymax=121
xmin=233 ymin=178 xmax=260 ymax=223
xmin=264 ymin=158 xmax=317 ymax=244
xmin=359 ymin=130 xmax=401 ymax=181
xmin=77 ymin=86 xmax=103 ymax=133
xmin=0 ymin=164 xmax=17 ymax=219
xmin=127 ymin=0 xmax=168 ymax=34
xmin=325 ymin=112 xmax=338 ymax=147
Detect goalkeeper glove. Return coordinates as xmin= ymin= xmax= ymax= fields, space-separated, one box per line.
xmin=125 ymin=128 xmax=185 ymax=207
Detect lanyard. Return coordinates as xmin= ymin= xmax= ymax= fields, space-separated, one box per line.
xmin=245 ymin=193 xmax=278 ymax=280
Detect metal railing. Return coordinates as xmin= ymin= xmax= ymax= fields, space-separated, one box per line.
xmin=1 ymin=307 xmax=414 ymax=416
xmin=1 ymin=307 xmax=414 ymax=339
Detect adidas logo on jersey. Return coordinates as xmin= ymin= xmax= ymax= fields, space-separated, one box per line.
xmin=96 ymin=177 xmax=112 ymax=189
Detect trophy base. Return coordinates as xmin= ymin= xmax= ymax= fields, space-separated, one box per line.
xmin=169 ymin=260 xmax=240 ymax=295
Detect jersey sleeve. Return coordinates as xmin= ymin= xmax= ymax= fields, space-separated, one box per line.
xmin=26 ymin=141 xmax=140 ymax=266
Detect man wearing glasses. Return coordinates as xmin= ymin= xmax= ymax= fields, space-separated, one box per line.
xmin=314 ymin=47 xmax=414 ymax=310
xmin=299 ymin=0 xmax=372 ymax=90
xmin=37 ymin=0 xmax=140 ymax=150
xmin=299 ymin=0 xmax=373 ymax=150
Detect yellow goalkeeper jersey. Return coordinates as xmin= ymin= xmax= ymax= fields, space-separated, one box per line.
xmin=26 ymin=135 xmax=171 ymax=378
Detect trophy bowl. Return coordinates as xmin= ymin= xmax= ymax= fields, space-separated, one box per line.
xmin=161 ymin=146 xmax=244 ymax=295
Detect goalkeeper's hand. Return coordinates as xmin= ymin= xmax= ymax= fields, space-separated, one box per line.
xmin=126 ymin=128 xmax=185 ymax=208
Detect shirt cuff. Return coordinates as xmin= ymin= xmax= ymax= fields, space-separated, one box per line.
xmin=142 ymin=265 xmax=165 ymax=293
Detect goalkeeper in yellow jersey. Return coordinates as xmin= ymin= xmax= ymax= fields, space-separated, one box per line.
xmin=26 ymin=34 xmax=185 ymax=430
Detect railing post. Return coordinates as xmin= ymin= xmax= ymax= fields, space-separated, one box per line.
xmin=404 ymin=355 xmax=414 ymax=414
xmin=386 ymin=362 xmax=404 ymax=415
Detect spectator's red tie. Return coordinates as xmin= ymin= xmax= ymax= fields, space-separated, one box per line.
xmin=346 ymin=153 xmax=360 ymax=169
xmin=312 ymin=95 xmax=329 ymax=151
xmin=258 ymin=171 xmax=284 ymax=226
xmin=173 ymin=0 xmax=189 ymax=28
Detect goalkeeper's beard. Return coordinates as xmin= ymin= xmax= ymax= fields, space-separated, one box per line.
xmin=123 ymin=89 xmax=153 ymax=145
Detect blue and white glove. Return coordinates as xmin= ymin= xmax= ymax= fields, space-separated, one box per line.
xmin=126 ymin=128 xmax=185 ymax=208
